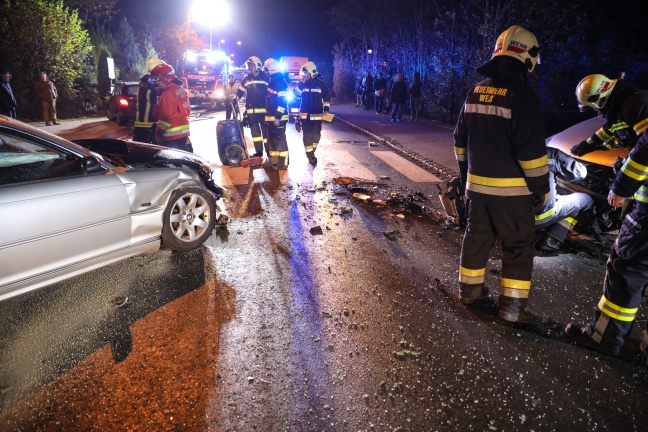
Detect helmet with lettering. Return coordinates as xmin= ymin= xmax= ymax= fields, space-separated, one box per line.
xmin=150 ymin=63 xmax=176 ymax=85
xmin=300 ymin=61 xmax=318 ymax=78
xmin=146 ymin=58 xmax=165 ymax=73
xmin=246 ymin=56 xmax=263 ymax=72
xmin=575 ymin=74 xmax=617 ymax=112
xmin=492 ymin=25 xmax=540 ymax=72
xmin=263 ymin=58 xmax=281 ymax=75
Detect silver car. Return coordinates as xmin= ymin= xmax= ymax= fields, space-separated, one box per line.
xmin=0 ymin=116 xmax=225 ymax=301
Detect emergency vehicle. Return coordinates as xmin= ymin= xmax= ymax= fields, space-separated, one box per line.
xmin=176 ymin=49 xmax=232 ymax=106
xmin=279 ymin=56 xmax=308 ymax=121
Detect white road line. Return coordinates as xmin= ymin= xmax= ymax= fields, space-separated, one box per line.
xmin=370 ymin=151 xmax=441 ymax=182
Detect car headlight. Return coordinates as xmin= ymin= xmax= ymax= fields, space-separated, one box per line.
xmin=215 ymin=89 xmax=224 ymax=98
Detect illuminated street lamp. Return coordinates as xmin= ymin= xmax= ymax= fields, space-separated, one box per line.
xmin=190 ymin=0 xmax=230 ymax=51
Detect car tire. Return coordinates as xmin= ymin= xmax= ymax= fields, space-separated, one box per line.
xmin=161 ymin=187 xmax=217 ymax=251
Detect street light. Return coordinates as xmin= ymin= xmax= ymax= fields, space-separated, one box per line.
xmin=189 ymin=0 xmax=230 ymax=51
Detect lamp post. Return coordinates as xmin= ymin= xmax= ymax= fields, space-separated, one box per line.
xmin=190 ymin=0 xmax=230 ymax=51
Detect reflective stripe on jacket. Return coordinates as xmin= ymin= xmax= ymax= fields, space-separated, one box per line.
xmin=154 ymin=82 xmax=190 ymax=141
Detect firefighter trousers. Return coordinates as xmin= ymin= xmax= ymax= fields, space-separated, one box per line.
xmin=586 ymin=201 xmax=648 ymax=352
xmin=301 ymin=119 xmax=322 ymax=159
xmin=248 ymin=113 xmax=268 ymax=156
xmin=459 ymin=196 xmax=536 ymax=314
xmin=535 ymin=192 xmax=594 ymax=242
xmin=267 ymin=121 xmax=288 ymax=166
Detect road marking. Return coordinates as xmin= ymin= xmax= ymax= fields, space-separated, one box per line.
xmin=370 ymin=151 xmax=441 ymax=182
xmin=322 ymin=149 xmax=378 ymax=181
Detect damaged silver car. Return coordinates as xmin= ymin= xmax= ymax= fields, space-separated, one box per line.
xmin=0 ymin=116 xmax=226 ymax=302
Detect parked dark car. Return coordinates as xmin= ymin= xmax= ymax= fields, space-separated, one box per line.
xmin=0 ymin=115 xmax=226 ymax=302
xmin=106 ymin=81 xmax=138 ymax=126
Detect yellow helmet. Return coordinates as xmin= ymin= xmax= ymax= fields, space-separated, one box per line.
xmin=492 ymin=25 xmax=540 ymax=72
xmin=575 ymin=74 xmax=617 ymax=112
xmin=300 ymin=61 xmax=318 ymax=78
xmin=146 ymin=58 xmax=165 ymax=73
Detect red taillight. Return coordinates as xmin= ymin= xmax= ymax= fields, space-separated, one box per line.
xmin=118 ymin=97 xmax=129 ymax=107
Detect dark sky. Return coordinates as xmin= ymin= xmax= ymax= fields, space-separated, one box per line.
xmin=131 ymin=0 xmax=340 ymax=69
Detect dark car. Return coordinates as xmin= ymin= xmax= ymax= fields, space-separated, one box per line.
xmin=106 ymin=81 xmax=138 ymax=126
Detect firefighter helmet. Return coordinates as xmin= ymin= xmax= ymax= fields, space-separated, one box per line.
xmin=146 ymin=58 xmax=165 ymax=73
xmin=300 ymin=61 xmax=318 ymax=78
xmin=575 ymin=74 xmax=617 ymax=112
xmin=246 ymin=56 xmax=263 ymax=71
xmin=264 ymin=58 xmax=281 ymax=75
xmin=150 ymin=63 xmax=176 ymax=85
xmin=492 ymin=25 xmax=540 ymax=72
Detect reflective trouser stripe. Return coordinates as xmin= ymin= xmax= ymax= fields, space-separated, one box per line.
xmin=598 ymin=295 xmax=638 ymax=322
xmin=500 ymin=278 xmax=531 ymax=299
xmin=459 ymin=266 xmax=485 ymax=285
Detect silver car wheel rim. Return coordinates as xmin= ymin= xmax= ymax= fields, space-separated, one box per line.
xmin=169 ymin=192 xmax=211 ymax=242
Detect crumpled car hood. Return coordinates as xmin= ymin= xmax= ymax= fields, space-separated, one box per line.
xmin=75 ymin=138 xmax=222 ymax=198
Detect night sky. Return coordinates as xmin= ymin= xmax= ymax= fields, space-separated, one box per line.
xmin=124 ymin=0 xmax=340 ymax=68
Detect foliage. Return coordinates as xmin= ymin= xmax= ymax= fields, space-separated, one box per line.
xmin=154 ymin=23 xmax=207 ymax=67
xmin=113 ymin=17 xmax=144 ymax=80
xmin=0 ymin=0 xmax=93 ymax=118
xmin=64 ymin=0 xmax=118 ymax=29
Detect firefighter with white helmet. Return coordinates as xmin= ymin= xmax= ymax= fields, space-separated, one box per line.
xmin=293 ymin=60 xmax=331 ymax=165
xmin=133 ymin=58 xmax=164 ymax=143
xmin=150 ymin=63 xmax=192 ymax=152
xmin=263 ymin=58 xmax=290 ymax=170
xmin=565 ymin=73 xmax=648 ymax=363
xmin=237 ymin=55 xmax=269 ymax=157
xmin=454 ymin=25 xmax=549 ymax=323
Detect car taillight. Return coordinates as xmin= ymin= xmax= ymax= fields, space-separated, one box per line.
xmin=118 ymin=98 xmax=129 ymax=107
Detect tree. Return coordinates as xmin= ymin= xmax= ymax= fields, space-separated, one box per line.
xmin=0 ymin=0 xmax=92 ymax=117
xmin=154 ymin=23 xmax=207 ymax=66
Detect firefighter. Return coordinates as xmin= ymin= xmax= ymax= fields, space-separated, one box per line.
xmin=293 ymin=61 xmax=331 ymax=165
xmin=535 ymin=147 xmax=595 ymax=251
xmin=224 ymin=74 xmax=239 ymax=120
xmin=236 ymin=56 xmax=269 ymax=158
xmin=454 ymin=25 xmax=549 ymax=323
xmin=150 ymin=63 xmax=191 ymax=152
xmin=565 ymin=75 xmax=648 ymax=363
xmin=133 ymin=58 xmax=164 ymax=143
xmin=263 ymin=58 xmax=289 ymax=170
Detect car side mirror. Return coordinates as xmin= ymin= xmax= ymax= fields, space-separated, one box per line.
xmin=82 ymin=154 xmax=104 ymax=174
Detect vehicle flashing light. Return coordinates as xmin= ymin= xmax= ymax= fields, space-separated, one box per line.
xmin=118 ymin=98 xmax=129 ymax=107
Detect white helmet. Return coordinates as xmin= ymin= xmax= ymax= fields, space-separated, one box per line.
xmin=246 ymin=56 xmax=263 ymax=71
xmin=146 ymin=58 xmax=165 ymax=73
xmin=264 ymin=58 xmax=281 ymax=75
xmin=575 ymin=74 xmax=617 ymax=112
xmin=300 ymin=61 xmax=318 ymax=78
xmin=492 ymin=25 xmax=540 ymax=72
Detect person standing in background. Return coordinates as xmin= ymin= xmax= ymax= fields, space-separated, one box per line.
xmin=224 ymin=74 xmax=240 ymax=120
xmin=0 ymin=71 xmax=17 ymax=118
xmin=34 ymin=72 xmax=59 ymax=126
xmin=409 ymin=72 xmax=422 ymax=122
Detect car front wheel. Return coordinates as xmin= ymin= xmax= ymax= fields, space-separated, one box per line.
xmin=161 ymin=187 xmax=217 ymax=251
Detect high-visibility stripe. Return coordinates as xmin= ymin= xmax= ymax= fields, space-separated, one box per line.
xmin=278 ymin=150 xmax=289 ymax=157
xmin=246 ymin=108 xmax=267 ymax=114
xmin=304 ymin=145 xmax=314 ymax=151
xmin=519 ymin=155 xmax=549 ymax=177
xmin=501 ymin=278 xmax=531 ymax=298
xmin=634 ymin=118 xmax=648 ymax=135
xmin=598 ymin=295 xmax=638 ymax=322
xmin=454 ymin=146 xmax=466 ymax=161
xmin=459 ymin=266 xmax=485 ymax=284
xmin=635 ymin=186 xmax=648 ymax=203
xmin=249 ymin=80 xmax=268 ymax=86
xmin=621 ymin=157 xmax=648 ymax=181
xmin=609 ymin=121 xmax=629 ymax=133
xmin=595 ymin=127 xmax=613 ymax=142
xmin=268 ymin=88 xmax=277 ymax=94
xmin=252 ymin=136 xmax=263 ymax=142
xmin=466 ymin=173 xmax=531 ymax=196
xmin=535 ymin=206 xmax=555 ymax=222
xmin=464 ymin=103 xmax=511 ymax=119
xmin=302 ymin=88 xmax=322 ymax=94
xmin=557 ymin=217 xmax=577 ymax=231
xmin=134 ymin=121 xmax=154 ymax=128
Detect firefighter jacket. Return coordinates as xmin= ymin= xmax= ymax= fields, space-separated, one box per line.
xmin=135 ymin=74 xmax=158 ymax=129
xmin=454 ymin=76 xmax=549 ymax=201
xmin=294 ymin=77 xmax=331 ymax=121
xmin=613 ymin=127 xmax=648 ymax=204
xmin=153 ymin=79 xmax=191 ymax=141
xmin=535 ymin=147 xmax=587 ymax=222
xmin=265 ymin=72 xmax=289 ymax=122
xmin=237 ymin=71 xmax=268 ymax=114
xmin=582 ymin=80 xmax=648 ymax=151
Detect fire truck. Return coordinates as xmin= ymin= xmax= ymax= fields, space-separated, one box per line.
xmin=176 ymin=49 xmax=231 ymax=106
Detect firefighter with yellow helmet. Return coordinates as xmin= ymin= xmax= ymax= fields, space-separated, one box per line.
xmin=293 ymin=61 xmax=331 ymax=165
xmin=236 ymin=56 xmax=269 ymax=158
xmin=565 ymin=73 xmax=648 ymax=363
xmin=133 ymin=58 xmax=164 ymax=143
xmin=454 ymin=25 xmax=549 ymax=323
xmin=263 ymin=58 xmax=290 ymax=170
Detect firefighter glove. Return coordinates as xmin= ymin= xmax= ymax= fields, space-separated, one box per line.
xmin=273 ymin=119 xmax=281 ymax=127
xmin=570 ymin=140 xmax=592 ymax=156
xmin=295 ymin=119 xmax=302 ymax=132
xmin=241 ymin=113 xmax=250 ymax=128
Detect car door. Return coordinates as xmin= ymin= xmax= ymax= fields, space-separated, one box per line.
xmin=0 ymin=128 xmax=131 ymax=299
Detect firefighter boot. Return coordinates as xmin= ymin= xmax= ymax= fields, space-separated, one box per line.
xmin=537 ymin=233 xmax=562 ymax=252
xmin=565 ymin=322 xmax=620 ymax=357
xmin=460 ymin=287 xmax=490 ymax=305
xmin=498 ymin=310 xmax=542 ymax=325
